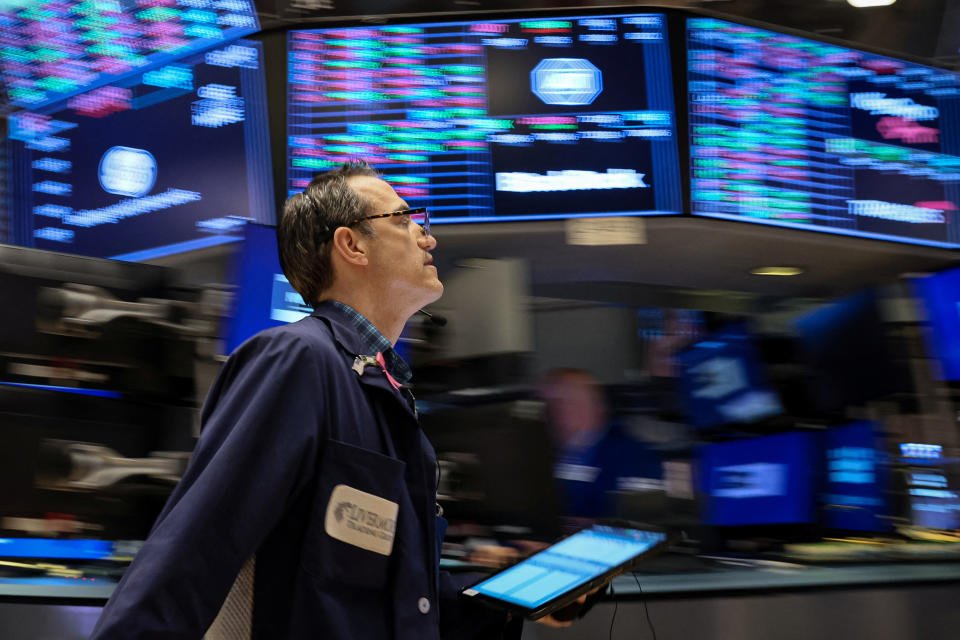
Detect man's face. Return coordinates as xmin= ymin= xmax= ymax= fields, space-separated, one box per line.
xmin=346 ymin=175 xmax=443 ymax=308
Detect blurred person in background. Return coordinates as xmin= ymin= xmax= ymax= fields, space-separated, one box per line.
xmin=541 ymin=368 xmax=664 ymax=520
xmin=90 ymin=161 xmax=553 ymax=639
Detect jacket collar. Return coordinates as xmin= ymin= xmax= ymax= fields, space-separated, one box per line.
xmin=311 ymin=301 xmax=372 ymax=360
xmin=310 ymin=302 xmax=417 ymax=419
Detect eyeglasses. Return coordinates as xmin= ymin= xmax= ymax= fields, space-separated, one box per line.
xmin=352 ymin=207 xmax=430 ymax=237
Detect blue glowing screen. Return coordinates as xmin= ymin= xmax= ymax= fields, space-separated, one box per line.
xmin=224 ymin=224 xmax=311 ymax=354
xmin=288 ymin=13 xmax=682 ymax=223
xmin=0 ymin=537 xmax=113 ymax=560
xmin=700 ymin=431 xmax=818 ymax=526
xmin=676 ymin=326 xmax=783 ymax=429
xmin=822 ymin=421 xmax=890 ymax=532
xmin=688 ymin=18 xmax=960 ymax=248
xmin=8 ymin=39 xmax=274 ymax=261
xmin=468 ymin=526 xmax=666 ymax=609
xmin=913 ymin=265 xmax=960 ymax=381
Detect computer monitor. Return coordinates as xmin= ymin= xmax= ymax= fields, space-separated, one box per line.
xmin=688 ymin=17 xmax=960 ymax=248
xmin=899 ymin=442 xmax=960 ymax=530
xmin=912 ymin=264 xmax=960 ymax=381
xmin=906 ymin=469 xmax=960 ymax=531
xmin=822 ymin=421 xmax=892 ymax=532
xmin=699 ymin=431 xmax=819 ymax=526
xmin=0 ymin=0 xmax=260 ymax=112
xmin=287 ymin=11 xmax=682 ymax=223
xmin=8 ymin=39 xmax=274 ymax=260
xmin=676 ymin=325 xmax=783 ymax=429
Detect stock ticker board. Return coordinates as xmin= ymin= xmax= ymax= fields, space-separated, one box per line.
xmin=287 ymin=13 xmax=683 ymax=224
xmin=688 ymin=18 xmax=960 ymax=248
xmin=0 ymin=0 xmax=260 ymax=112
xmin=8 ymin=40 xmax=274 ymax=260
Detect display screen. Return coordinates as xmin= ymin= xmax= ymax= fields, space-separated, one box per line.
xmin=913 ymin=265 xmax=960 ymax=381
xmin=8 ymin=39 xmax=274 ymax=260
xmin=688 ymin=18 xmax=960 ymax=248
xmin=0 ymin=537 xmax=113 ymax=559
xmin=907 ymin=468 xmax=960 ymax=530
xmin=676 ymin=325 xmax=783 ymax=429
xmin=822 ymin=421 xmax=890 ymax=532
xmin=288 ymin=13 xmax=682 ymax=223
xmin=700 ymin=431 xmax=819 ymax=526
xmin=465 ymin=526 xmax=666 ymax=609
xmin=224 ymin=223 xmax=311 ymax=354
xmin=0 ymin=0 xmax=260 ymax=112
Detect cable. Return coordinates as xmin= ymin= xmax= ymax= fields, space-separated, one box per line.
xmin=608 ymin=582 xmax=618 ymax=640
xmin=633 ymin=572 xmax=658 ymax=640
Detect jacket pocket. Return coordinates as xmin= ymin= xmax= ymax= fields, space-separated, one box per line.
xmin=303 ymin=438 xmax=406 ymax=589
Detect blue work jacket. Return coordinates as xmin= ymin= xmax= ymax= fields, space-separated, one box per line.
xmin=91 ymin=305 xmax=504 ymax=639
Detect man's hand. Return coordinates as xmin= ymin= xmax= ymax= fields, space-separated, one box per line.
xmin=467 ymin=540 xmax=549 ymax=569
xmin=532 ymin=584 xmax=606 ymax=628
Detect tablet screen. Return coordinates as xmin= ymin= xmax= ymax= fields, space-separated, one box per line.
xmin=464 ymin=526 xmax=667 ymax=610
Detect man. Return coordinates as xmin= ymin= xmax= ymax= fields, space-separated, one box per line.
xmin=541 ymin=368 xmax=664 ymax=520
xmin=90 ymin=162 xmax=520 ymax=638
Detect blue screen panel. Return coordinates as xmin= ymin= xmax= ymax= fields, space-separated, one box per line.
xmin=907 ymin=468 xmax=960 ymax=530
xmin=8 ymin=39 xmax=274 ymax=260
xmin=823 ymin=421 xmax=890 ymax=532
xmin=913 ymin=265 xmax=960 ymax=381
xmin=688 ymin=18 xmax=960 ymax=248
xmin=676 ymin=326 xmax=783 ymax=429
xmin=467 ymin=526 xmax=666 ymax=609
xmin=224 ymin=224 xmax=311 ymax=354
xmin=0 ymin=0 xmax=260 ymax=112
xmin=0 ymin=537 xmax=113 ymax=560
xmin=288 ymin=13 xmax=682 ymax=223
xmin=700 ymin=431 xmax=818 ymax=526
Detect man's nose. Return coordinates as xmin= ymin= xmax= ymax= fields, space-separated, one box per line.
xmin=419 ymin=232 xmax=437 ymax=251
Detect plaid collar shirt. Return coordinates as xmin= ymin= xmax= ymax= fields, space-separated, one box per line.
xmin=327 ymin=300 xmax=413 ymax=385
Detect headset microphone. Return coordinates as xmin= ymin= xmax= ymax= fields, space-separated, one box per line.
xmin=417 ymin=308 xmax=447 ymax=327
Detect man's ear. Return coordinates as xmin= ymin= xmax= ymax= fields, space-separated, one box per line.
xmin=330 ymin=226 xmax=369 ymax=266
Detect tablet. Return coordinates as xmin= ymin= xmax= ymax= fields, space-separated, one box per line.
xmin=460 ymin=524 xmax=670 ymax=620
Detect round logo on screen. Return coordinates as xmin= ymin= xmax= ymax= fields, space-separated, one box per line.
xmin=98 ymin=146 xmax=157 ymax=198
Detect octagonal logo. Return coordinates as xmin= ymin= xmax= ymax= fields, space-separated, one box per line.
xmin=531 ymin=58 xmax=603 ymax=106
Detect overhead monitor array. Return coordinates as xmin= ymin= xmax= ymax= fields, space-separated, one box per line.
xmin=287 ymin=12 xmax=683 ymax=224
xmin=6 ymin=10 xmax=960 ymax=258
xmin=688 ymin=17 xmax=960 ymax=249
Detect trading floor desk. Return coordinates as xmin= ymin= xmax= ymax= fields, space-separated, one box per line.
xmin=2 ymin=558 xmax=960 ymax=639
xmin=525 ymin=556 xmax=960 ymax=640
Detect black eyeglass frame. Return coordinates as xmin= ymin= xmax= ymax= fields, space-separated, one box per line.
xmin=351 ymin=207 xmax=429 ymax=236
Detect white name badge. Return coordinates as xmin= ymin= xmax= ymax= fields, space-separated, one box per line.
xmin=324 ymin=484 xmax=399 ymax=556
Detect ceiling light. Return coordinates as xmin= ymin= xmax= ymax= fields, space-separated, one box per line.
xmin=847 ymin=0 xmax=896 ymax=7
xmin=750 ymin=266 xmax=804 ymax=277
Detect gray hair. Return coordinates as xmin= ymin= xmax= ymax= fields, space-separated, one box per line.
xmin=277 ymin=161 xmax=380 ymax=307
